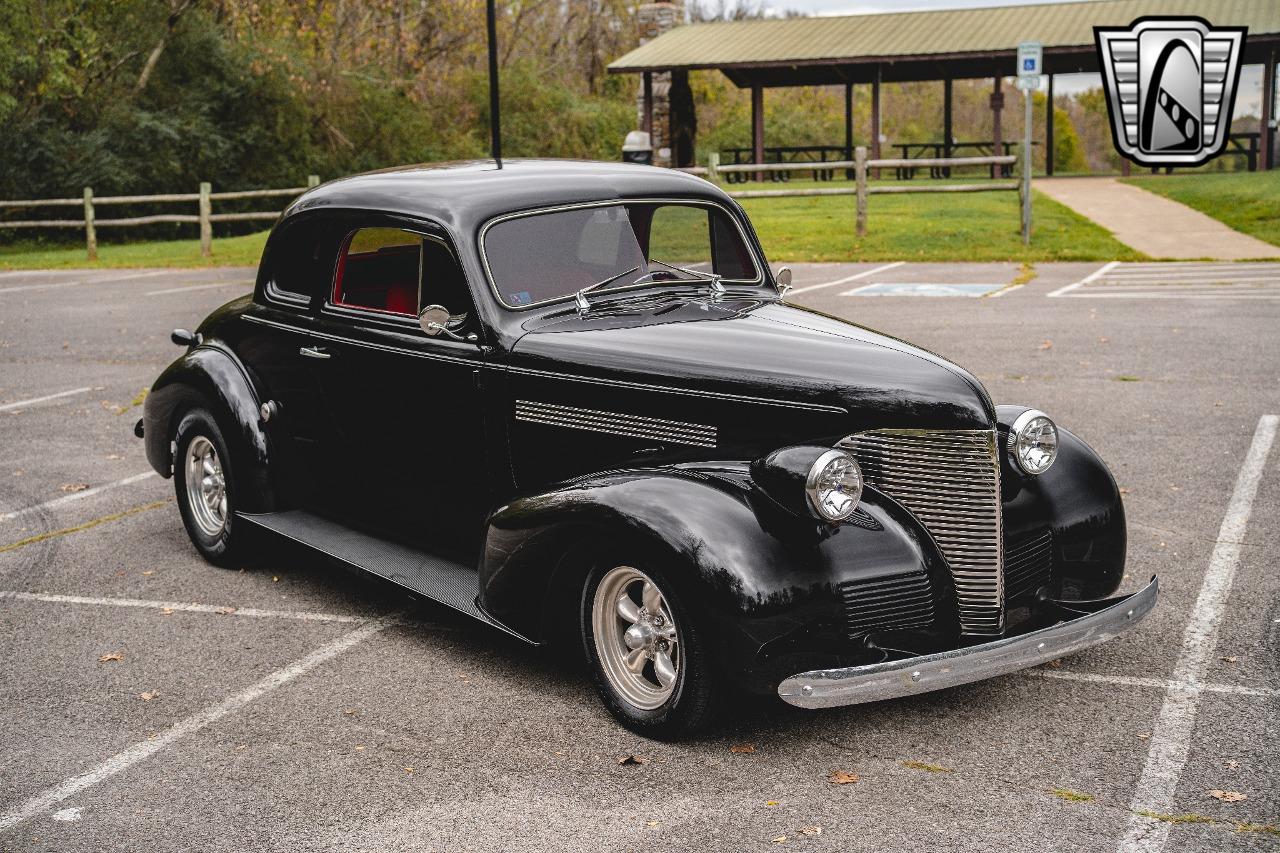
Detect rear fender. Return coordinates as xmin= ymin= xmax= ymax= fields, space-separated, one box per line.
xmin=142 ymin=345 xmax=275 ymax=513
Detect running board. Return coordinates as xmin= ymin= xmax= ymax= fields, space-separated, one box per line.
xmin=236 ymin=509 xmax=532 ymax=643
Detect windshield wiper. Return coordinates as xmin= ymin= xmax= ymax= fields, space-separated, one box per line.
xmin=574 ymin=266 xmax=640 ymax=313
xmin=647 ymin=258 xmax=726 ymax=297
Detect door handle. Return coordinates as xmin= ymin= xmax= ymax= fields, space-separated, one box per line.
xmin=299 ymin=345 xmax=331 ymax=360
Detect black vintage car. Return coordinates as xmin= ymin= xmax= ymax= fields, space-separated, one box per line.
xmin=140 ymin=160 xmax=1156 ymax=739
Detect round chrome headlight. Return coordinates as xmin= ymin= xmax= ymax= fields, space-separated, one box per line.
xmin=1008 ymin=409 xmax=1058 ymax=475
xmin=805 ymin=449 xmax=864 ymax=521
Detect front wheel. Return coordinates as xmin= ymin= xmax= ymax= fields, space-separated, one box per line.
xmin=582 ymin=562 xmax=720 ymax=739
xmin=173 ymin=408 xmax=246 ymax=567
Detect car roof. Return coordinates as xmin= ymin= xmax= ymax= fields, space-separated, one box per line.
xmin=282 ymin=159 xmax=734 ymax=234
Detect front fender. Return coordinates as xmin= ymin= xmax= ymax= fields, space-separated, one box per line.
xmin=481 ymin=468 xmax=957 ymax=692
xmin=998 ymin=405 xmax=1126 ymax=599
xmin=142 ymin=345 xmax=275 ymax=512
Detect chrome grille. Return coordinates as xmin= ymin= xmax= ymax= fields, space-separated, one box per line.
xmin=839 ymin=569 xmax=934 ymax=636
xmin=1004 ymin=528 xmax=1053 ymax=602
xmin=840 ymin=429 xmax=1003 ymax=634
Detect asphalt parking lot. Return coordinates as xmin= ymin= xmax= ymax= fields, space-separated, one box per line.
xmin=0 ymin=262 xmax=1277 ymax=852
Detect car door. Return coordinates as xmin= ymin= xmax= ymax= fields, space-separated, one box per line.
xmin=235 ymin=214 xmax=340 ymax=508
xmin=305 ymin=223 xmax=492 ymax=563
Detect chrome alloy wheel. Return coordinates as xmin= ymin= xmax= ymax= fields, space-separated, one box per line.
xmin=592 ymin=566 xmax=681 ymax=710
xmin=184 ymin=435 xmax=227 ymax=537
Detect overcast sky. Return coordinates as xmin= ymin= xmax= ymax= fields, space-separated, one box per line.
xmin=745 ymin=0 xmax=1265 ymax=115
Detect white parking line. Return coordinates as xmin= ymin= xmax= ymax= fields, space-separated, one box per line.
xmin=146 ymin=279 xmax=254 ymax=296
xmin=1046 ymin=261 xmax=1119 ymax=298
xmin=1029 ymin=669 xmax=1280 ymax=698
xmin=0 ymin=616 xmax=398 ymax=833
xmin=0 ymin=270 xmax=169 ymax=295
xmin=1119 ymin=414 xmax=1278 ymax=853
xmin=0 ymin=386 xmax=95 ymax=413
xmin=0 ymin=472 xmax=158 ymax=523
xmin=0 ymin=590 xmax=368 ymax=623
xmin=785 ymin=261 xmax=905 ymax=296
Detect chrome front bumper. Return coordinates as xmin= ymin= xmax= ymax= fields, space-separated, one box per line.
xmin=777 ymin=577 xmax=1158 ymax=709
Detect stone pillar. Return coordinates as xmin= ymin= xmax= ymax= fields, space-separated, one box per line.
xmin=636 ymin=1 xmax=687 ymax=167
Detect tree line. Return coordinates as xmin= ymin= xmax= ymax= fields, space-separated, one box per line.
xmin=0 ymin=0 xmax=1184 ymax=208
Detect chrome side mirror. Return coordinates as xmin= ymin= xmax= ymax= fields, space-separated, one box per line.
xmin=418 ymin=305 xmax=451 ymax=335
xmin=419 ymin=304 xmax=479 ymax=343
xmin=775 ymin=266 xmax=793 ymax=297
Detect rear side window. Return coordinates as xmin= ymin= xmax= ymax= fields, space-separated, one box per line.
xmin=263 ymin=219 xmax=335 ymax=305
xmin=333 ymin=228 xmax=422 ymax=316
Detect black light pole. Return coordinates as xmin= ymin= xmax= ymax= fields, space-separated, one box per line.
xmin=486 ymin=0 xmax=502 ymax=165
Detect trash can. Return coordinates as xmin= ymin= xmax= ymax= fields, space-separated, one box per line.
xmin=622 ymin=131 xmax=653 ymax=165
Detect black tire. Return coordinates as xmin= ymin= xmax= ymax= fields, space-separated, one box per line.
xmin=173 ymin=407 xmax=245 ymax=567
xmin=581 ymin=552 xmax=720 ymax=740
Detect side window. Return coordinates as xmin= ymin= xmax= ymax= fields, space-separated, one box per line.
xmin=334 ymin=228 xmax=422 ymax=316
xmin=264 ymin=219 xmax=336 ymax=305
xmin=646 ymin=205 xmax=712 ymax=271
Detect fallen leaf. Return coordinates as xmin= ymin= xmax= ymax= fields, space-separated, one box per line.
xmin=355 ymin=745 xmax=365 ymax=751
xmin=646 ymin=821 xmax=660 ymax=828
xmin=730 ymin=743 xmax=756 ymax=754
xmin=142 ymin=570 xmax=154 ymax=576
xmin=618 ymin=755 xmax=648 ymax=766
xmin=235 ymin=744 xmax=246 ymax=750
xmin=765 ymin=800 xmax=780 ymax=807
xmin=1137 ymin=733 xmax=1150 ymax=740
xmin=98 ymin=652 xmax=123 ymax=663
xmin=403 ymin=766 xmax=414 ymax=773
xmin=139 ymin=691 xmax=158 ymax=701
xmin=1225 ymin=760 xmax=1239 ymax=770
xmin=1119 ymin=487 xmax=1131 ymax=495
xmin=272 ymin=576 xmax=280 ymax=583
xmin=1038 ymin=339 xmax=1053 ymax=350
xmin=827 ymin=770 xmax=859 ymax=785
xmin=215 ymin=606 xmax=236 ymax=615
xmin=161 ymin=608 xmax=174 ymax=616
xmin=1220 ymin=655 xmax=1238 ymax=663
xmin=1098 ymin=336 xmax=1110 ymax=343
xmin=797 ymin=826 xmax=822 ymax=837
xmin=344 ymin=709 xmax=359 ymax=716
xmin=772 ymin=836 xmax=787 ymax=844
xmin=1208 ymin=790 xmax=1246 ymax=803
xmin=60 ymin=482 xmax=89 ymax=493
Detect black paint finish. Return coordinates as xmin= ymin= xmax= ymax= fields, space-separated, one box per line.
xmin=141 ymin=159 xmax=1133 ymax=695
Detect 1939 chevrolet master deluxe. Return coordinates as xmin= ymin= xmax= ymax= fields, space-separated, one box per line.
xmin=140 ymin=160 xmax=1157 ymax=739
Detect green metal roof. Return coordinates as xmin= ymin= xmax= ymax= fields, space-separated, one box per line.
xmin=608 ymin=0 xmax=1280 ymax=72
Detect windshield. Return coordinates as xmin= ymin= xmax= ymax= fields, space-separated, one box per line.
xmin=483 ymin=201 xmax=761 ymax=308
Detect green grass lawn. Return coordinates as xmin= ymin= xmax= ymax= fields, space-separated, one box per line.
xmin=0 ymin=229 xmax=269 ymax=269
xmin=1121 ymin=170 xmax=1280 ymax=248
xmin=0 ymin=177 xmax=1140 ymax=268
xmin=736 ymin=179 xmax=1143 ymax=262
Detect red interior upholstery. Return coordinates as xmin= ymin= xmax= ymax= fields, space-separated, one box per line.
xmin=333 ymin=241 xmax=419 ymax=316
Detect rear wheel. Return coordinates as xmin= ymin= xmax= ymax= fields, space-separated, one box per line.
xmin=173 ymin=408 xmax=245 ymax=567
xmin=583 ymin=560 xmax=719 ymax=739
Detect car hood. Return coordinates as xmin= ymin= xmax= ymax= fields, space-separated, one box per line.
xmin=508 ymin=297 xmax=994 ymax=431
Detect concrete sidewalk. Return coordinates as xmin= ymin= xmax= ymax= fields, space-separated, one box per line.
xmin=1036 ymin=176 xmax=1280 ymax=261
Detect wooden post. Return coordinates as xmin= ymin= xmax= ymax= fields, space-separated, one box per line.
xmin=1261 ymin=51 xmax=1276 ymax=170
xmin=855 ymin=145 xmax=868 ymax=237
xmin=751 ymin=83 xmax=764 ymax=182
xmin=844 ymin=83 xmax=855 ymax=162
xmin=307 ymin=174 xmax=320 ymax=188
xmin=871 ymin=68 xmax=882 ymax=179
xmin=642 ymin=71 xmax=654 ymax=136
xmin=1046 ymin=74 xmax=1056 ymax=176
xmin=706 ymin=151 xmax=720 ymax=185
xmin=199 ymin=181 xmax=212 ymax=259
xmin=82 ymin=187 xmax=97 ymax=262
xmin=991 ymin=76 xmax=1004 ymax=178
xmin=943 ymin=77 xmax=953 ymax=178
